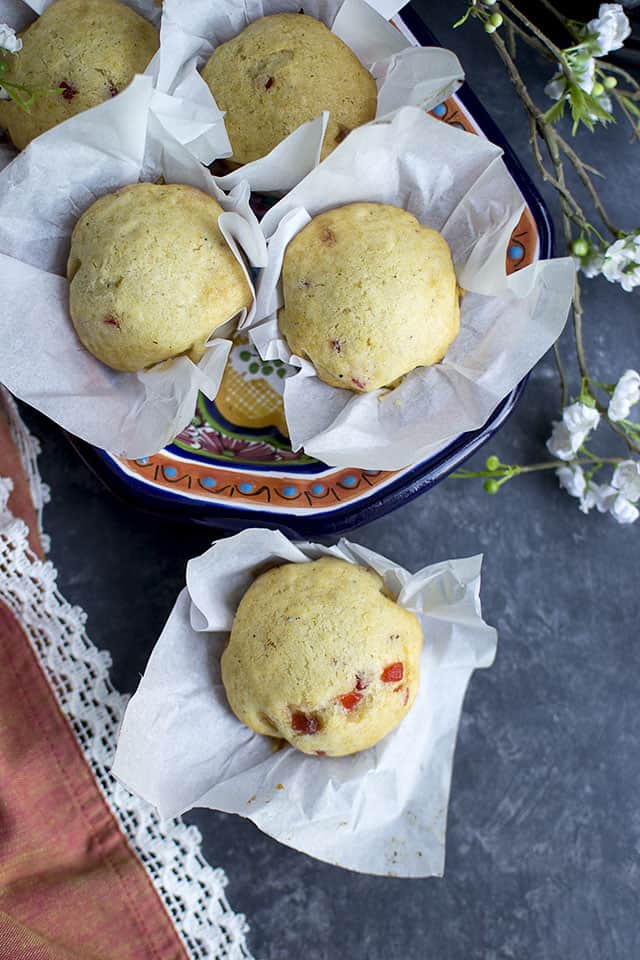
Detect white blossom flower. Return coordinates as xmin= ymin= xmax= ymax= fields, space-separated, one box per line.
xmin=611 ymin=459 xmax=640 ymax=501
xmin=556 ymin=463 xmax=587 ymax=499
xmin=601 ymin=232 xmax=640 ymax=292
xmin=608 ymin=493 xmax=639 ymax=524
xmin=608 ymin=369 xmax=640 ymax=422
xmin=545 ymin=54 xmax=596 ymax=102
xmin=579 ymin=480 xmax=613 ymax=514
xmin=578 ymin=249 xmax=605 ymax=278
xmin=545 ymin=75 xmax=566 ymax=101
xmin=584 ymin=3 xmax=631 ymax=56
xmin=0 ymin=23 xmax=22 ymax=54
xmin=547 ymin=401 xmax=601 ymax=460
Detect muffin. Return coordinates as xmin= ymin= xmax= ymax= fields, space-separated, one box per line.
xmin=221 ymin=557 xmax=423 ymax=757
xmin=201 ymin=13 xmax=377 ymax=165
xmin=279 ymin=202 xmax=461 ymax=392
xmin=67 ymin=182 xmax=252 ymax=372
xmin=0 ymin=0 xmax=158 ymax=150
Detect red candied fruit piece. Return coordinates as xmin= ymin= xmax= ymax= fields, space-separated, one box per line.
xmin=330 ymin=339 xmax=342 ymax=354
xmin=319 ymin=227 xmax=336 ymax=246
xmin=315 ymin=750 xmax=327 ymax=757
xmin=291 ymin=710 xmax=320 ymax=735
xmin=264 ymin=76 xmax=275 ymax=90
xmin=338 ymin=690 xmax=363 ymax=712
xmin=351 ymin=377 xmax=367 ymax=390
xmin=109 ymin=84 xmax=120 ymax=97
xmin=381 ymin=662 xmax=404 ymax=683
xmin=60 ymin=80 xmax=78 ymax=102
xmin=355 ymin=674 xmax=369 ymax=691
xmin=103 ymin=314 xmax=120 ymax=328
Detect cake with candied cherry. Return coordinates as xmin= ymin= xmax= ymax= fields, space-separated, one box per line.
xmin=221 ymin=556 xmax=423 ymax=757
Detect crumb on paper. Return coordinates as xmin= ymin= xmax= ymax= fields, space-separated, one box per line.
xmin=247 ymin=794 xmax=256 ymax=804
xmin=276 ymin=783 xmax=284 ymax=790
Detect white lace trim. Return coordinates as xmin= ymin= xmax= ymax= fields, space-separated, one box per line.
xmin=0 ymin=414 xmax=254 ymax=960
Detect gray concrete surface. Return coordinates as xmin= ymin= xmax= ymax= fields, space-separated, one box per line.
xmin=18 ymin=4 xmax=640 ymax=958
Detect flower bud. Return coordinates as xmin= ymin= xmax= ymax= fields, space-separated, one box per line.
xmin=603 ymin=75 xmax=617 ymax=89
xmin=489 ymin=12 xmax=503 ymax=27
xmin=572 ymin=237 xmax=590 ymax=258
xmin=592 ymin=81 xmax=605 ymax=96
xmin=485 ymin=455 xmax=500 ymax=471
xmin=484 ymin=479 xmax=500 ymax=494
xmin=484 ymin=22 xmax=497 ymax=33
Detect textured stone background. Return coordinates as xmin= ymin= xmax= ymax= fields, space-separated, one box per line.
xmin=23 ymin=3 xmax=640 ymax=958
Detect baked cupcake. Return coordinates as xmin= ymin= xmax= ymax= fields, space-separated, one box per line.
xmin=67 ymin=182 xmax=252 ymax=372
xmin=201 ymin=13 xmax=377 ymax=165
xmin=221 ymin=557 xmax=423 ymax=757
xmin=278 ymin=202 xmax=461 ymax=392
xmin=0 ymin=0 xmax=158 ymax=150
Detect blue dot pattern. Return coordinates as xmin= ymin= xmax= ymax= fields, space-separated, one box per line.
xmin=239 ymin=482 xmax=254 ymax=494
xmin=311 ymin=484 xmax=324 ymax=495
xmin=163 ymin=466 xmax=178 ymax=479
xmin=342 ymin=475 xmax=357 ymax=488
xmin=433 ymin=103 xmax=447 ymax=117
xmin=282 ymin=486 xmax=297 ymax=498
xmin=509 ymin=243 xmax=524 ymax=260
xmin=201 ymin=477 xmax=216 ymax=489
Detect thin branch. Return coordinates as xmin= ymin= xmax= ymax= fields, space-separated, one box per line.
xmin=454 ymin=456 xmax=627 ymax=479
xmin=502 ymin=14 xmax=551 ymax=59
xmin=602 ymin=61 xmax=640 ymax=94
xmin=570 ymin=275 xmax=589 ymax=381
xmin=500 ymin=0 xmax=568 ymax=63
xmin=486 ymin=27 xmax=619 ymax=239
xmin=505 ymin=19 xmax=517 ymax=60
xmin=597 ymin=406 xmax=640 ymax=454
xmin=536 ymin=0 xmax=570 ymax=29
xmin=527 ymin=115 xmax=592 ymax=228
xmin=553 ymin=342 xmax=569 ymax=407
xmin=552 ymin=130 xmax=620 ymax=236
xmin=614 ymin=90 xmax=640 ymax=142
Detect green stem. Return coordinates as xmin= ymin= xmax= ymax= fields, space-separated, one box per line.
xmin=453 ymin=455 xmax=627 ymax=480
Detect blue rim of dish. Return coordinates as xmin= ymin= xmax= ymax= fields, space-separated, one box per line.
xmin=67 ymin=4 xmax=554 ymax=539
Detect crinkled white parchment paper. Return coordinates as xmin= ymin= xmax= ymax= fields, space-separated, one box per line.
xmin=0 ymin=0 xmax=232 ymax=167
xmin=0 ymin=75 xmax=267 ymax=457
xmin=112 ymin=528 xmax=498 ymax=878
xmin=159 ymin=0 xmax=464 ymax=192
xmin=249 ymin=106 xmax=575 ymax=470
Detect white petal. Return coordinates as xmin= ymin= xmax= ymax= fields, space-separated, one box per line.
xmin=612 ymin=460 xmax=640 ymax=502
xmin=547 ymin=422 xmax=577 ymax=461
xmin=557 ymin=464 xmax=586 ymax=499
xmin=609 ymin=494 xmax=639 ymax=524
xmin=608 ymin=370 xmax=640 ymax=422
xmin=545 ymin=76 xmax=565 ymax=101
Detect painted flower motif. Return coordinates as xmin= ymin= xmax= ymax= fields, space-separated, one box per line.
xmin=584 ymin=3 xmax=631 ymax=56
xmin=0 ymin=23 xmax=22 ymax=54
xmin=608 ymin=369 xmax=640 ymax=422
xmin=176 ymin=423 xmax=297 ymax=461
xmin=547 ymin=401 xmax=601 ymax=460
xmin=601 ymin=232 xmax=640 ymax=292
